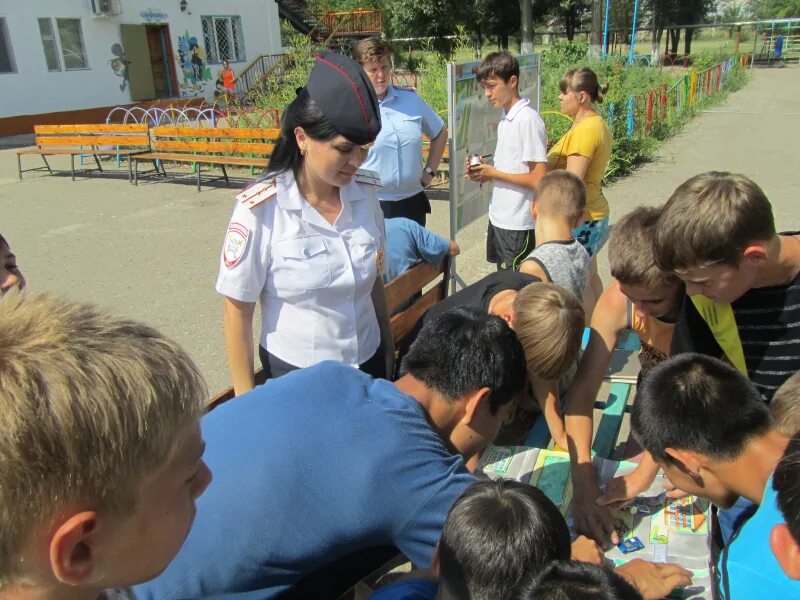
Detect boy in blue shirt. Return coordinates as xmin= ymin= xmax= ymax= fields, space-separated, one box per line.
xmin=135 ymin=307 xmax=527 ymax=599
xmin=631 ymin=353 xmax=797 ymax=600
xmin=384 ymin=217 xmax=459 ymax=283
xmin=771 ymin=430 xmax=800 ymax=581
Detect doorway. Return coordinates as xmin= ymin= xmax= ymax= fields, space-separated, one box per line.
xmin=120 ymin=23 xmax=178 ymax=101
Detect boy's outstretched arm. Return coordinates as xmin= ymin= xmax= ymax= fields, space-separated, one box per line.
xmin=531 ymin=377 xmax=567 ymax=450
xmin=467 ymin=160 xmax=547 ymax=190
xmin=563 ymin=282 xmax=629 ymax=547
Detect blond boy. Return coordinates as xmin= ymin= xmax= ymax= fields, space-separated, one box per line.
xmin=564 ymin=207 xmax=684 ymax=546
xmin=0 ymin=292 xmax=211 ymax=600
xmin=771 ymin=372 xmax=800 ymax=437
xmin=519 ymin=170 xmax=590 ymax=301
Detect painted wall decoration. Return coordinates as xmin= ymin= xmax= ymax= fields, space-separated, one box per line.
xmin=177 ymin=31 xmax=212 ymax=97
xmin=109 ymin=43 xmax=130 ymax=92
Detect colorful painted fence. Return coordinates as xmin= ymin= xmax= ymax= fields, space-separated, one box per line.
xmin=603 ymin=58 xmax=737 ymax=138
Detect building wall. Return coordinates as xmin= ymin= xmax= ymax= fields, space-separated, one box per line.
xmin=0 ymin=0 xmax=282 ymax=120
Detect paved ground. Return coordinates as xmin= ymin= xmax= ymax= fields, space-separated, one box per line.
xmin=1 ymin=67 xmax=797 ymax=395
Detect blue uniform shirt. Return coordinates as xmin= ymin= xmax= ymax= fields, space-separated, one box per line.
xmin=385 ymin=218 xmax=451 ymax=282
xmin=134 ymin=362 xmax=475 ymax=600
xmin=361 ymin=85 xmax=445 ymax=202
xmin=718 ymin=475 xmax=800 ymax=599
xmin=369 ymin=578 xmax=438 ymax=599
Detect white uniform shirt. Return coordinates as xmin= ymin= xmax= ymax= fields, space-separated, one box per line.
xmin=489 ymin=98 xmax=548 ymax=231
xmin=215 ymin=170 xmax=385 ymax=368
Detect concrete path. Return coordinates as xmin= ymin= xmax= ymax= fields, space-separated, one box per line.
xmin=1 ymin=67 xmax=797 ymax=394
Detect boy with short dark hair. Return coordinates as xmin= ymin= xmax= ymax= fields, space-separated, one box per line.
xmin=468 ymin=52 xmax=548 ymax=271
xmin=0 ymin=292 xmax=211 ymax=600
xmin=369 ymin=480 xmax=688 ymax=600
xmin=516 ymin=560 xmax=643 ymax=600
xmin=631 ymin=353 xmax=798 ymax=599
xmin=137 ymin=308 xmax=528 ymax=599
xmin=771 ymin=431 xmax=800 ymax=581
xmin=519 ymin=170 xmax=590 ymax=301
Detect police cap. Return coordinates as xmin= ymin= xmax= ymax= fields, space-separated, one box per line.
xmin=306 ymin=51 xmax=381 ymax=146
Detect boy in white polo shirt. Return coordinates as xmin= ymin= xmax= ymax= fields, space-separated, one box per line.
xmin=467 ymin=52 xmax=549 ymax=271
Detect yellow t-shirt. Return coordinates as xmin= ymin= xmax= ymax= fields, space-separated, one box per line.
xmin=547 ymin=115 xmax=612 ymax=221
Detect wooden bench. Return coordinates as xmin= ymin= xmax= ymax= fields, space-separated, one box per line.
xmin=205 ymin=255 xmax=451 ymax=412
xmin=16 ymin=124 xmax=150 ymax=181
xmin=132 ymin=126 xmax=279 ymax=191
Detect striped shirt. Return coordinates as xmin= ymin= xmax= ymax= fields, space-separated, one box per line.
xmin=732 ymin=269 xmax=800 ymax=402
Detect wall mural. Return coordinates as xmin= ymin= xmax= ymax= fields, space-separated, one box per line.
xmin=109 ymin=43 xmax=130 ymax=92
xmin=177 ymin=30 xmax=212 ymax=97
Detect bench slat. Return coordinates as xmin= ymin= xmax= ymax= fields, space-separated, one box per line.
xmin=385 ymin=260 xmax=446 ymax=313
xmin=135 ymin=152 xmax=269 ymax=166
xmin=591 ymin=383 xmax=632 ymax=459
xmin=35 ymin=123 xmax=149 ymax=134
xmin=152 ymin=126 xmax=280 ymax=139
xmin=151 ymin=140 xmax=275 ymax=154
xmin=389 ymin=286 xmax=443 ymax=348
xmin=36 ymin=136 xmax=150 ymax=147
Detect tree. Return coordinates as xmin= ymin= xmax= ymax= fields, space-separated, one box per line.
xmin=749 ymin=0 xmax=800 ymax=19
xmin=382 ymin=0 xmax=463 ymax=53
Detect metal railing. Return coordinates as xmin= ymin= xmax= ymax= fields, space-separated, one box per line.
xmin=234 ymin=54 xmax=287 ymax=98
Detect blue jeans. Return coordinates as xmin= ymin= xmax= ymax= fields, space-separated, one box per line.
xmin=718 ymin=496 xmax=758 ymax=545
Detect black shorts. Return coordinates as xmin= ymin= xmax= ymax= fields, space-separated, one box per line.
xmin=486 ymin=223 xmax=535 ymax=271
xmin=380 ymin=191 xmax=431 ymax=227
xmin=259 ymin=345 xmax=386 ymax=381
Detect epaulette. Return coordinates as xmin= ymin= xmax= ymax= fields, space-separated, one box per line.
xmin=236 ymin=179 xmax=276 ymax=209
xmin=354 ymin=168 xmax=381 ymax=187
xmin=393 ymin=85 xmax=417 ymax=93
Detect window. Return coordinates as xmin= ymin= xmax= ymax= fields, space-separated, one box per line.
xmin=38 ymin=18 xmax=61 ymax=71
xmin=0 ymin=18 xmax=16 ymax=74
xmin=56 ymin=18 xmax=88 ymax=70
xmin=201 ymin=16 xmax=245 ymax=64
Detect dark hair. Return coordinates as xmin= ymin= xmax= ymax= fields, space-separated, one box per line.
xmin=438 ymin=480 xmax=571 ymax=600
xmin=401 ymin=307 xmax=526 ymax=414
xmin=0 ymin=234 xmax=6 ymax=249
xmin=631 ymin=353 xmax=771 ymax=465
xmin=774 ymin=431 xmax=800 ymax=544
xmin=265 ymin=88 xmax=338 ymax=179
xmin=477 ymin=52 xmax=520 ymax=83
xmin=653 ymin=172 xmax=776 ymax=271
xmin=559 ymin=67 xmax=609 ymax=104
xmin=516 ymin=560 xmax=643 ymax=600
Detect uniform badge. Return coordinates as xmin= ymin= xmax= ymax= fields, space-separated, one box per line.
xmin=354 ymin=168 xmax=381 ymax=187
xmin=376 ymin=247 xmax=386 ymax=276
xmin=223 ymin=222 xmax=250 ymax=268
xmin=236 ymin=180 xmax=276 ymax=209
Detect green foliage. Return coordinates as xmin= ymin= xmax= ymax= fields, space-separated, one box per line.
xmin=749 ymin=0 xmax=800 ymax=19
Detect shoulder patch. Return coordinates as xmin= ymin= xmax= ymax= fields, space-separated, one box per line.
xmin=354 ymin=168 xmax=381 ymax=187
xmin=223 ymin=222 xmax=250 ymax=268
xmin=236 ymin=179 xmax=276 ymax=209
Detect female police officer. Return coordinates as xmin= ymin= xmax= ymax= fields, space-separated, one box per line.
xmin=216 ymin=52 xmax=392 ymax=395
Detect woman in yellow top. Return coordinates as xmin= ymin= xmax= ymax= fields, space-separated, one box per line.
xmin=548 ymin=67 xmax=612 ymax=314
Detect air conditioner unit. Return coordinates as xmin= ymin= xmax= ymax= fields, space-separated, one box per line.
xmin=90 ymin=0 xmax=122 ymax=17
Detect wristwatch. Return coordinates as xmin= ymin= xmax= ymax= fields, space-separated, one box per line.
xmin=424 ymin=166 xmax=434 ymax=177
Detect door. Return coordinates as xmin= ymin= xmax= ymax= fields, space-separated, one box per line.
xmin=146 ymin=25 xmax=177 ymax=98
xmin=120 ymin=24 xmax=155 ymax=100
